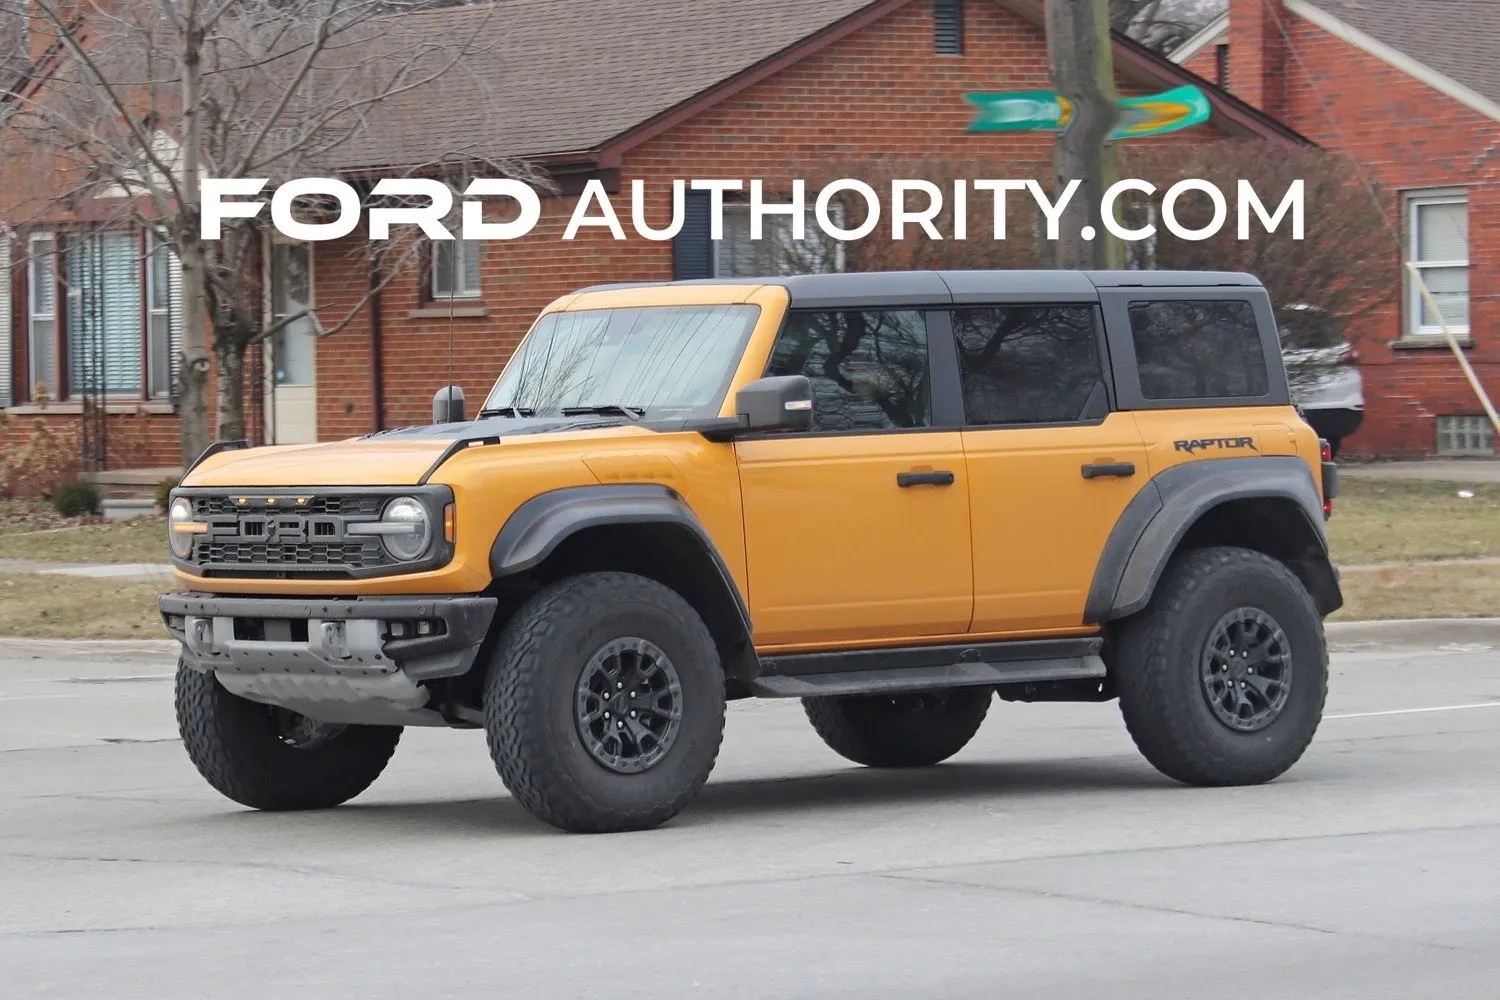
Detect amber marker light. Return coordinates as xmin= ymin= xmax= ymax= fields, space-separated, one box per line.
xmin=443 ymin=503 xmax=456 ymax=544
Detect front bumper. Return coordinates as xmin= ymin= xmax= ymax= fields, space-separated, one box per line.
xmin=160 ymin=593 xmax=497 ymax=726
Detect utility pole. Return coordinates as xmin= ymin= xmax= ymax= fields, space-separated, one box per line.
xmin=1046 ymin=0 xmax=1125 ymax=270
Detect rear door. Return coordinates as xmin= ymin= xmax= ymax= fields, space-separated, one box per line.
xmin=956 ymin=301 xmax=1149 ymax=634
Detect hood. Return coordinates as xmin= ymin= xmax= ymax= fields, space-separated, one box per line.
xmin=183 ymin=416 xmax=629 ymax=488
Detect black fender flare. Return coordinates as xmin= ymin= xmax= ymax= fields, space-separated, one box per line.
xmin=1084 ymin=456 xmax=1341 ymax=624
xmin=490 ymin=484 xmax=755 ymax=668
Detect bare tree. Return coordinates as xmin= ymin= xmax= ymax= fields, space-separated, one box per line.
xmin=2 ymin=0 xmax=537 ymax=465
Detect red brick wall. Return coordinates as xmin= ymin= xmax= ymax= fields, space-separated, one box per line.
xmin=342 ymin=0 xmax=1243 ymax=430
xmin=1225 ymin=0 xmax=1500 ymax=456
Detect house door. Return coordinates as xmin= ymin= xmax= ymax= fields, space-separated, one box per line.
xmin=266 ymin=240 xmax=317 ymax=444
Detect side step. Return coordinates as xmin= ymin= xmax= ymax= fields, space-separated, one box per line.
xmin=748 ymin=637 xmax=1106 ymax=699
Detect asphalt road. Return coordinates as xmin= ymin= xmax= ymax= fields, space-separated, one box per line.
xmin=3 ymin=626 xmax=1499 ymax=1000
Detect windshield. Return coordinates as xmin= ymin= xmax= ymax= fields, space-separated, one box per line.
xmin=481 ymin=304 xmax=761 ymax=419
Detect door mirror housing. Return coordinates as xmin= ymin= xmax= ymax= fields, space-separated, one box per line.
xmin=735 ymin=375 xmax=814 ymax=433
xmin=432 ymin=385 xmax=466 ymax=424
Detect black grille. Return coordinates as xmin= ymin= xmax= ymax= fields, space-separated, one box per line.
xmin=184 ymin=492 xmax=397 ymax=575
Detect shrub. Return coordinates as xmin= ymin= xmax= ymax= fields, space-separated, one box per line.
xmin=156 ymin=475 xmax=181 ymax=513
xmin=0 ymin=416 xmax=84 ymax=500
xmin=52 ymin=478 xmax=101 ymax=518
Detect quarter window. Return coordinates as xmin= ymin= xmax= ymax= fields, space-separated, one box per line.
xmin=1128 ymin=299 xmax=1269 ymax=401
xmin=954 ymin=305 xmax=1105 ymax=425
xmin=765 ymin=310 xmax=930 ymax=431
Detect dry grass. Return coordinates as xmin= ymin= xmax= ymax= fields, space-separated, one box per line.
xmin=1327 ymin=478 xmax=1500 ymax=565
xmin=0 ymin=514 xmax=167 ymax=565
xmin=1332 ymin=562 xmax=1500 ymax=622
xmin=0 ymin=573 xmax=176 ymax=639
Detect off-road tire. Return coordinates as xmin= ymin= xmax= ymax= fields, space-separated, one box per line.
xmin=483 ymin=572 xmax=726 ymax=833
xmin=174 ymin=662 xmax=402 ymax=810
xmin=1114 ymin=546 xmax=1328 ymax=787
xmin=802 ymin=687 xmax=993 ymax=768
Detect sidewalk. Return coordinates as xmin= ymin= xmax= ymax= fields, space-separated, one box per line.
xmin=1341 ymin=459 xmax=1500 ymax=484
xmin=0 ymin=559 xmax=172 ymax=581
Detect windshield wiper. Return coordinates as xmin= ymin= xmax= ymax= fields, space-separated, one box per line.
xmin=477 ymin=405 xmax=536 ymax=418
xmin=561 ymin=404 xmax=646 ymax=420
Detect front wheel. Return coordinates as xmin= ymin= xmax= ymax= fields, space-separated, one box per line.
xmin=483 ymin=572 xmax=726 ymax=833
xmin=1114 ymin=546 xmax=1328 ymax=787
xmin=175 ymin=663 xmax=402 ymax=810
xmin=803 ymin=687 xmax=992 ymax=768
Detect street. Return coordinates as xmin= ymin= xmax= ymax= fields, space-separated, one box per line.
xmin=3 ymin=625 xmax=1499 ymax=1000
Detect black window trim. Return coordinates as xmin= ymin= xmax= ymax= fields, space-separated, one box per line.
xmin=950 ymin=301 xmax=1118 ymax=431
xmin=1099 ymin=287 xmax=1290 ymax=411
xmin=742 ymin=304 xmax=966 ymax=440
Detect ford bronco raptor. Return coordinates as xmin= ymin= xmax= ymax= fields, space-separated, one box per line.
xmin=162 ymin=269 xmax=1341 ymax=833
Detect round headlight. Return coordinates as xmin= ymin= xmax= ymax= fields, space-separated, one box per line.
xmin=380 ymin=497 xmax=430 ymax=562
xmin=167 ymin=498 xmax=197 ymax=559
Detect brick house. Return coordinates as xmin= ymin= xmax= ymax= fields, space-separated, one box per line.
xmin=3 ymin=0 xmax=1302 ymax=467
xmin=1173 ymin=0 xmax=1500 ymax=457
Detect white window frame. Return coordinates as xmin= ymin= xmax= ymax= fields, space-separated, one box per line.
xmin=145 ymin=229 xmax=173 ymax=398
xmin=26 ymin=232 xmax=57 ymax=399
xmin=431 ymin=238 xmax=482 ymax=299
xmin=1405 ymin=188 xmax=1469 ymax=339
xmin=715 ymin=200 xmax=847 ymax=277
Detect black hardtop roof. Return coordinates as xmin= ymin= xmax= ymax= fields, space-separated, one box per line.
xmin=573 ymin=270 xmax=1264 ymax=309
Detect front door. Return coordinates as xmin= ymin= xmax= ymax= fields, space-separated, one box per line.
xmin=735 ymin=307 xmax=973 ymax=648
xmin=953 ymin=302 xmax=1149 ymax=634
xmin=266 ymin=240 xmax=317 ymax=444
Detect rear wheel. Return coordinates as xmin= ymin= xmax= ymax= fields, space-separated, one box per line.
xmin=803 ymin=688 xmax=992 ymax=768
xmin=1114 ymin=546 xmax=1327 ymax=787
xmin=484 ymin=572 xmax=726 ymax=833
xmin=175 ymin=663 xmax=402 ymax=810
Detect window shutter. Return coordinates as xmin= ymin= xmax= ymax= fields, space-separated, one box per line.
xmin=672 ymin=190 xmax=714 ymax=280
xmin=0 ymin=234 xmax=11 ymax=408
xmin=934 ymin=0 xmax=963 ymax=55
xmin=168 ymin=245 xmax=183 ymax=402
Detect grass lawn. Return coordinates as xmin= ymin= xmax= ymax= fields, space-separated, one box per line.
xmin=0 ymin=573 xmax=175 ymax=639
xmin=0 ymin=477 xmax=1496 ymax=637
xmin=0 ymin=506 xmax=167 ymax=565
xmin=1327 ymin=478 xmax=1500 ymax=565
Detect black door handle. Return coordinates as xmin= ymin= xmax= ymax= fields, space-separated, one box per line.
xmin=1081 ymin=462 xmax=1136 ymax=480
xmin=897 ymin=470 xmax=955 ymax=488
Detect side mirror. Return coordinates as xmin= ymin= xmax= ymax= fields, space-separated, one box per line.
xmin=432 ymin=385 xmax=466 ymax=424
xmin=735 ymin=375 xmax=813 ymax=433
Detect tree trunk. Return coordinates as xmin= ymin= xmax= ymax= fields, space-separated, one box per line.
xmin=176 ymin=2 xmax=212 ymax=469
xmin=1046 ymin=0 xmax=1125 ymax=270
xmin=214 ymin=339 xmax=246 ymax=443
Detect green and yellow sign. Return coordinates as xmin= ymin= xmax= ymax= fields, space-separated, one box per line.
xmin=965 ymin=84 xmax=1211 ymax=140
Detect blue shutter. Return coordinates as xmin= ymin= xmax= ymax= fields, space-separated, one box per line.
xmin=672 ymin=190 xmax=714 ymax=280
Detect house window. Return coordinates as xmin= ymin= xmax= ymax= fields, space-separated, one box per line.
xmin=432 ymin=239 xmax=481 ymax=299
xmin=715 ymin=202 xmax=844 ymax=277
xmin=1406 ymin=189 xmax=1468 ymax=338
xmin=65 ymin=230 xmax=142 ymax=396
xmin=934 ymin=0 xmax=963 ymax=55
xmin=1436 ymin=415 xmax=1494 ymax=456
xmin=27 ymin=234 xmax=57 ymax=399
xmin=146 ymin=231 xmax=174 ymax=398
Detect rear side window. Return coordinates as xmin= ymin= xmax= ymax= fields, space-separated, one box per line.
xmin=765 ymin=310 xmax=930 ymax=431
xmin=953 ymin=305 xmax=1105 ymax=425
xmin=1128 ymin=299 xmax=1269 ymax=400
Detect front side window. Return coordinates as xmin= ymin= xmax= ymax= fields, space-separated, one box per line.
xmin=765 ymin=310 xmax=930 ymax=432
xmin=483 ymin=304 xmax=760 ymax=419
xmin=716 ymin=202 xmax=843 ymax=277
xmin=1128 ymin=299 xmax=1269 ymax=401
xmin=66 ymin=230 xmax=142 ymax=395
xmin=954 ymin=305 xmax=1104 ymax=425
xmin=1406 ymin=190 xmax=1468 ymax=336
xmin=432 ymin=239 xmax=482 ymax=299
